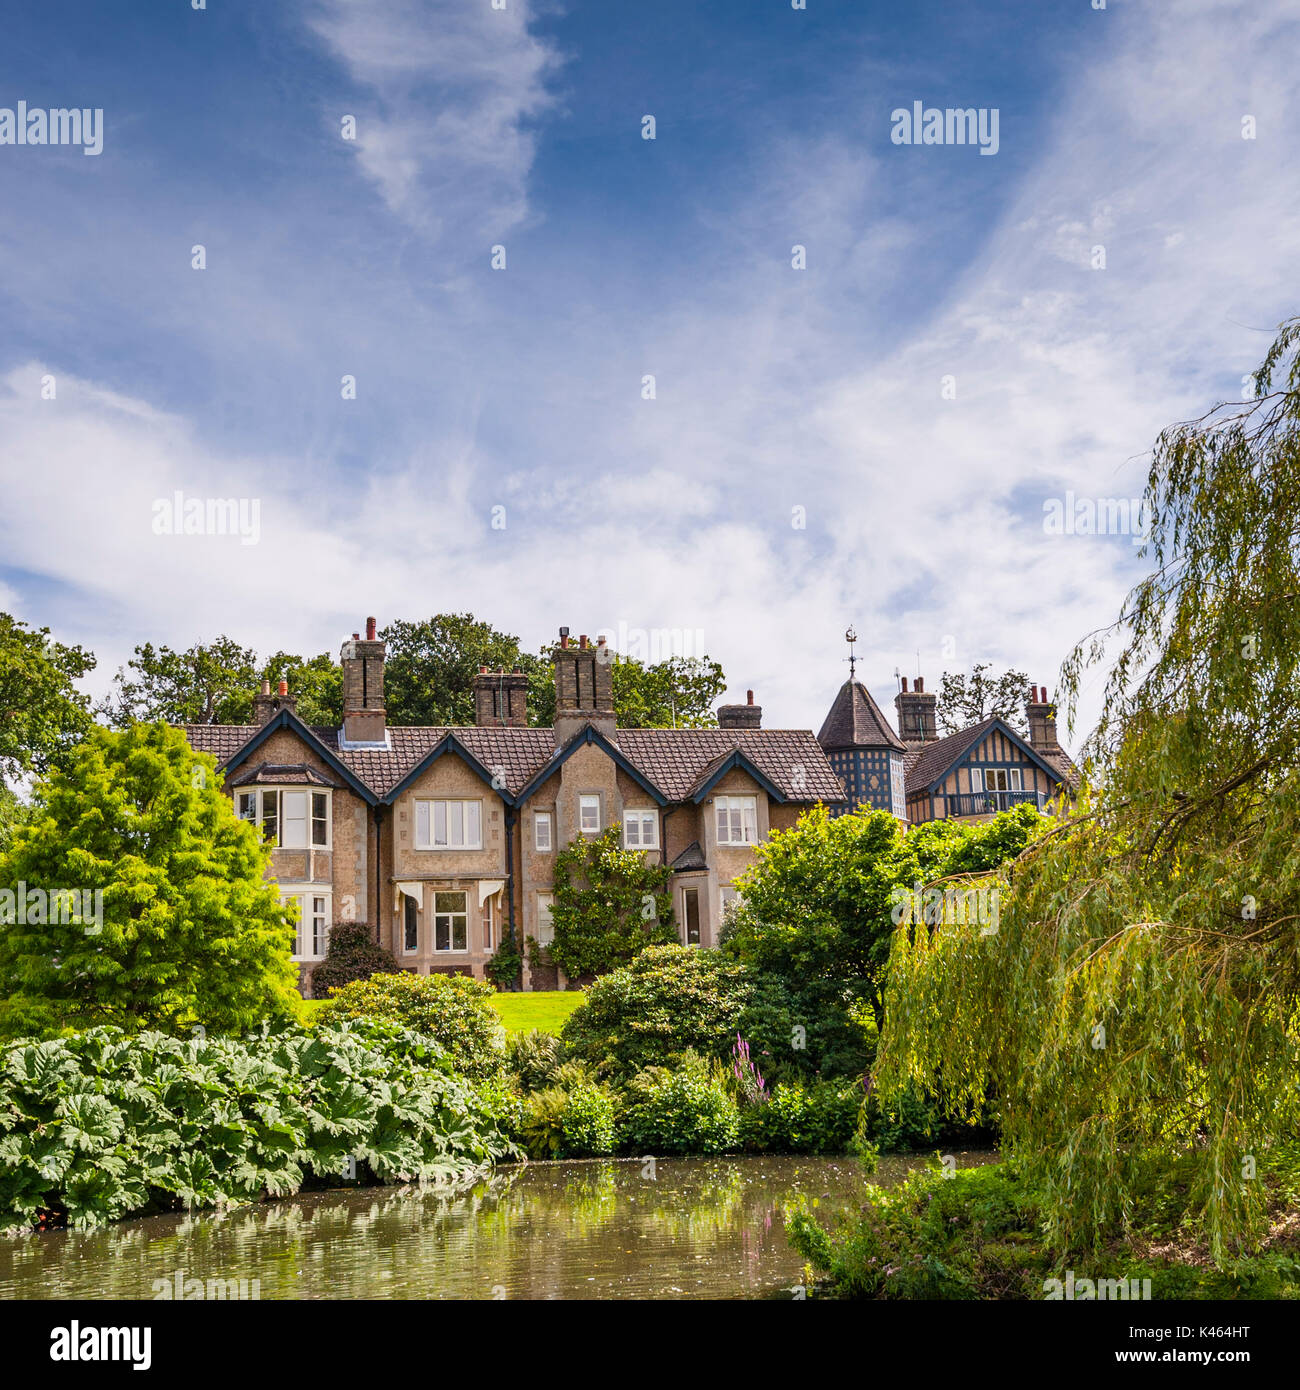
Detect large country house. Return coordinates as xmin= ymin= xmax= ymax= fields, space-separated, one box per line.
xmin=184 ymin=618 xmax=1077 ymax=995
xmin=184 ymin=620 xmax=843 ymax=995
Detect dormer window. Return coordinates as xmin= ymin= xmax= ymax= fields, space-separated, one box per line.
xmin=237 ymin=788 xmax=330 ymax=849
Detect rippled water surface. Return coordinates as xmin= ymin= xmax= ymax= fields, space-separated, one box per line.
xmin=0 ymin=1151 xmax=995 ymax=1301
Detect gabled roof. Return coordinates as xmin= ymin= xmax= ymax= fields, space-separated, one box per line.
xmin=818 ymin=680 xmax=906 ymax=753
xmin=187 ymin=709 xmax=380 ymax=805
xmin=903 ymin=716 xmax=1072 ymax=797
xmin=514 ymin=724 xmax=669 ymax=807
xmin=686 ymin=747 xmax=787 ymax=804
xmin=670 ymin=840 xmax=708 ymax=871
xmin=614 ymin=729 xmax=845 ymax=803
xmin=182 ymin=719 xmax=847 ymax=807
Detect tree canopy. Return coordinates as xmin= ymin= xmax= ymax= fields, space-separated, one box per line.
xmin=876 ymin=315 xmax=1300 ymax=1263
xmin=0 ymin=613 xmax=96 ymax=788
xmin=0 ymin=722 xmax=301 ymax=1036
xmin=726 ymin=802 xmax=1045 ymax=1029
xmin=936 ymin=663 xmax=1031 ymax=736
xmin=102 ymin=638 xmax=343 ymax=727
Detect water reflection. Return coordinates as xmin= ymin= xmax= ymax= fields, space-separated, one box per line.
xmin=0 ymin=1151 xmax=994 ymax=1301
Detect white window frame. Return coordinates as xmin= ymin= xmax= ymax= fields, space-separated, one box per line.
xmin=534 ymin=811 xmax=553 ymax=852
xmin=414 ymin=798 xmax=483 ymax=851
xmin=401 ymin=891 xmax=420 ymax=955
xmin=535 ymin=892 xmax=555 ymax=946
xmin=715 ymin=795 xmax=758 ymax=846
xmin=282 ymin=887 xmax=331 ymax=961
xmin=432 ymin=891 xmax=469 ymax=953
xmin=238 ymin=787 xmax=331 ymax=849
xmin=622 ymin=808 xmax=659 ymax=850
xmin=579 ymin=794 xmax=601 ymax=834
xmin=483 ymin=894 xmax=496 ymax=952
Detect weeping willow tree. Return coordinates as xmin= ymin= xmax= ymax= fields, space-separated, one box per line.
xmin=877 ymin=318 xmax=1300 ymax=1264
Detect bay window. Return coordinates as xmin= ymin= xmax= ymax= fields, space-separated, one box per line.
xmin=238 ymin=788 xmax=329 ymax=848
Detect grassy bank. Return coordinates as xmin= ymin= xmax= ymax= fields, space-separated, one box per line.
xmin=787 ymin=1157 xmax=1300 ymax=1300
xmin=490 ymin=990 xmax=585 ymax=1036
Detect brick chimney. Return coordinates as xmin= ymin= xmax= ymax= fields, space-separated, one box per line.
xmin=474 ymin=666 xmax=529 ymax=727
xmin=553 ymin=630 xmax=615 ymax=745
xmin=1026 ymin=684 xmax=1060 ymax=753
xmin=895 ymin=675 xmax=937 ymax=749
xmin=254 ymin=677 xmax=296 ymax=724
xmin=717 ymin=689 xmax=762 ymax=730
xmin=340 ymin=615 xmax=387 ymax=745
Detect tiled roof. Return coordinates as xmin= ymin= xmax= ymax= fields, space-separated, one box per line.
xmin=614 ymin=729 xmax=845 ymax=802
xmin=903 ymin=717 xmax=1081 ymax=797
xmin=183 ymin=722 xmax=846 ymax=805
xmin=1036 ymin=746 xmax=1081 ymax=791
xmin=817 ymin=680 xmax=906 ymax=752
xmin=904 ymin=718 xmax=1000 ymax=795
xmin=670 ymin=840 xmax=708 ymax=871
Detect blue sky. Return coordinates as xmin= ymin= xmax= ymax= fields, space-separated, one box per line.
xmin=2 ymin=0 xmax=1298 ymax=741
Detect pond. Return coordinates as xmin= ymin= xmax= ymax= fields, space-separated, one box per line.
xmin=0 ymin=1150 xmax=995 ymax=1301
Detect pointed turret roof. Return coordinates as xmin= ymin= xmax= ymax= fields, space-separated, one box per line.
xmin=817 ymin=680 xmax=906 ymax=753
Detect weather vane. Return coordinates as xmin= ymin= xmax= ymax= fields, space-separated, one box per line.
xmin=843 ymin=625 xmax=858 ymax=680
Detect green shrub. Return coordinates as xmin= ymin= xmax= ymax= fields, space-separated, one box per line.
xmin=738 ymin=1079 xmax=864 ymax=1155
xmin=308 ymin=922 xmax=399 ymax=998
xmin=787 ymin=1161 xmax=1039 ymax=1299
xmin=0 ymin=1022 xmax=517 ymax=1232
xmin=618 ymin=1069 xmax=740 ymax=1154
xmin=504 ymin=1028 xmax=565 ymax=1092
xmin=787 ymin=1157 xmax=1300 ymax=1300
xmin=561 ymin=945 xmax=754 ymax=1077
xmin=558 ymin=1084 xmax=616 ymax=1157
xmin=320 ymin=971 xmax=505 ymax=1080
xmin=517 ymin=1067 xmax=616 ymax=1159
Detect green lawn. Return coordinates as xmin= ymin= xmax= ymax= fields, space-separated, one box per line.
xmin=300 ymin=987 xmax=584 ymax=1036
xmin=490 ymin=990 xmax=585 ymax=1036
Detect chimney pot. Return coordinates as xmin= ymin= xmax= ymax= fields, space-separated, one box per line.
xmin=261 ymin=679 xmax=271 ymax=695
xmin=278 ymin=679 xmax=288 ymax=697
xmin=746 ymin=690 xmax=754 ymax=705
xmin=901 ymin=677 xmax=909 ymax=692
xmin=579 ymin=634 xmax=588 ymax=650
xmin=915 ymin=676 xmax=924 ymax=693
xmin=352 ymin=632 xmax=360 ymax=641
xmin=366 ymin=616 xmax=377 ymax=641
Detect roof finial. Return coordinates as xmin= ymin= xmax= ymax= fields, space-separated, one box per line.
xmin=843 ymin=625 xmax=858 ymax=681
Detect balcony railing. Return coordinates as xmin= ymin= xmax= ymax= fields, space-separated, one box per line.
xmin=943 ymin=789 xmax=1044 ymax=818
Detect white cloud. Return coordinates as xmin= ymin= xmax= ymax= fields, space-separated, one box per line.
xmin=302 ymin=0 xmax=562 ymax=242
xmin=5 ymin=0 xmax=1300 ymax=754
